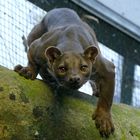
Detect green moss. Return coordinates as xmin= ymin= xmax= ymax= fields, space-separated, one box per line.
xmin=0 ymin=66 xmax=140 ymax=140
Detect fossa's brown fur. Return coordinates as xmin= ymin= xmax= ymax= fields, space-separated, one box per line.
xmin=14 ymin=8 xmax=115 ymax=137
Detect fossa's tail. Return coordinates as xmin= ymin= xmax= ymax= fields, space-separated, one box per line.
xmin=22 ymin=35 xmax=28 ymax=52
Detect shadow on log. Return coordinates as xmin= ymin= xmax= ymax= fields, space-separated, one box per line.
xmin=0 ymin=66 xmax=140 ymax=140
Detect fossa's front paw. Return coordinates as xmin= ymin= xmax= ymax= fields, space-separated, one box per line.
xmin=14 ymin=64 xmax=35 ymax=80
xmin=92 ymin=109 xmax=114 ymax=137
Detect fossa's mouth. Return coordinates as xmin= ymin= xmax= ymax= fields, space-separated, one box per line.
xmin=66 ymin=82 xmax=82 ymax=90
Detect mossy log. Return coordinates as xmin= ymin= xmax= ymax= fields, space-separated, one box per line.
xmin=0 ymin=66 xmax=140 ymax=140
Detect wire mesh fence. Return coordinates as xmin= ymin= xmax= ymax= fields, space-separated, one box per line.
xmin=0 ymin=0 xmax=140 ymax=107
xmin=0 ymin=0 xmax=46 ymax=69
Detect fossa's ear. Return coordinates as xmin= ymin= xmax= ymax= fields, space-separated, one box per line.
xmin=84 ymin=46 xmax=98 ymax=61
xmin=45 ymin=46 xmax=62 ymax=65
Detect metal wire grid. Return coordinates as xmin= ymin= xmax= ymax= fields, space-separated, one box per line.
xmin=0 ymin=0 xmax=46 ymax=69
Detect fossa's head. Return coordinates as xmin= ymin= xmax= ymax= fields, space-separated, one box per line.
xmin=45 ymin=46 xmax=98 ymax=89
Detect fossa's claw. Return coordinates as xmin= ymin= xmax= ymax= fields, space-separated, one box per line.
xmin=14 ymin=65 xmax=35 ymax=80
xmin=93 ymin=109 xmax=114 ymax=137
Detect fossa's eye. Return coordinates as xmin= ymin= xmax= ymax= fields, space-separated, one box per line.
xmin=80 ymin=65 xmax=88 ymax=72
xmin=58 ymin=66 xmax=66 ymax=73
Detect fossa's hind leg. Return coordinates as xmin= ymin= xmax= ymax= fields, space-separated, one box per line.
xmin=27 ymin=19 xmax=46 ymax=46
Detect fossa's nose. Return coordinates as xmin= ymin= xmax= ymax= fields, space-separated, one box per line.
xmin=69 ymin=75 xmax=81 ymax=84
